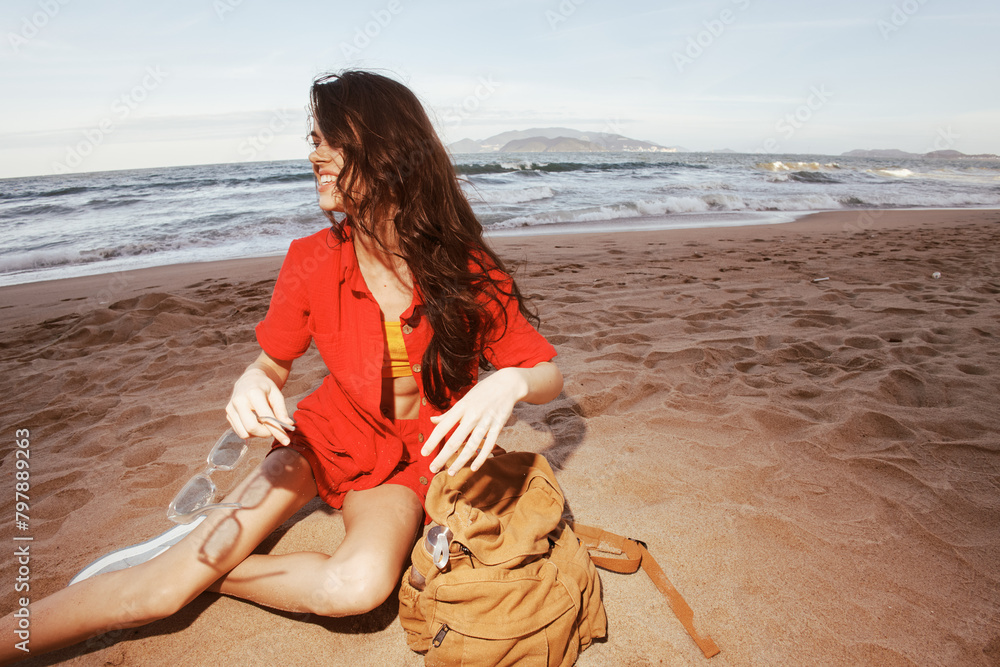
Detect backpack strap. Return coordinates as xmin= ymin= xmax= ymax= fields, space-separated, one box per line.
xmin=571 ymin=523 xmax=720 ymax=659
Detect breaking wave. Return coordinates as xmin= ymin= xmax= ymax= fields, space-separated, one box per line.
xmin=464 ymin=185 xmax=555 ymax=205
xmin=454 ymin=160 xmax=709 ymax=176
xmin=489 ymin=193 xmax=848 ymax=229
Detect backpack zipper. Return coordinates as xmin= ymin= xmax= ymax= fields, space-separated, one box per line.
xmin=432 ymin=623 xmax=450 ymax=647
xmin=459 ymin=543 xmax=474 ymax=567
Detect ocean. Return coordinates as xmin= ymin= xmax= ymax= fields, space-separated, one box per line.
xmin=2 ymin=152 xmax=999 ymax=287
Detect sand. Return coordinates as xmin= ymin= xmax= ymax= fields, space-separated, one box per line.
xmin=2 ymin=209 xmax=999 ymax=666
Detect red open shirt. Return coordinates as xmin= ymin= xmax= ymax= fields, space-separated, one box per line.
xmin=255 ymin=226 xmax=557 ymax=506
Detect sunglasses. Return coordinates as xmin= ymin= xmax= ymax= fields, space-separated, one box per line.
xmin=167 ymin=429 xmax=249 ymax=524
xmin=166 ymin=413 xmax=295 ymax=524
xmin=253 ymin=410 xmax=295 ymax=432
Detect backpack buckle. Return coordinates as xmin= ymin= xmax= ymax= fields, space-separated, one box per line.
xmin=627 ymin=537 xmax=648 ymax=550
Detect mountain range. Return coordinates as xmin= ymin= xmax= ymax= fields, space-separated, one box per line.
xmin=448 ymin=127 xmax=687 ymax=154
xmin=446 ymin=130 xmax=997 ymax=157
xmin=841 ymin=149 xmax=999 ymax=159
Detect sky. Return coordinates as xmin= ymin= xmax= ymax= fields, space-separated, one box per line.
xmin=1 ymin=0 xmax=998 ymax=178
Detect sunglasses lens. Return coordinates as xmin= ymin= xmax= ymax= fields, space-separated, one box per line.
xmin=169 ymin=475 xmax=215 ymax=517
xmin=210 ymin=430 xmax=248 ymax=471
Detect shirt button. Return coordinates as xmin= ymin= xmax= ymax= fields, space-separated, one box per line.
xmin=417 ymin=433 xmax=424 ymax=443
xmin=413 ymin=363 xmax=422 ymax=373
xmin=402 ymin=324 xmax=413 ymax=335
xmin=419 ymin=476 xmax=428 ymax=485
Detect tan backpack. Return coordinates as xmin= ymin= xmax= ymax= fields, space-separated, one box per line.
xmin=398 ymin=452 xmax=719 ymax=665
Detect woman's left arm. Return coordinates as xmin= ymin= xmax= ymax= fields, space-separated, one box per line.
xmin=421 ymin=361 xmax=563 ymax=475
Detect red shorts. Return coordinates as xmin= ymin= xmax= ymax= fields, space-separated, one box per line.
xmin=271 ymin=417 xmax=433 ymax=522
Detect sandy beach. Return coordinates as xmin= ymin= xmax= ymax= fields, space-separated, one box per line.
xmin=2 ymin=208 xmax=999 ymax=666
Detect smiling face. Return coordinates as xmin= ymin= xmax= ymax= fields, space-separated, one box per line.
xmin=308 ymin=128 xmax=348 ymax=213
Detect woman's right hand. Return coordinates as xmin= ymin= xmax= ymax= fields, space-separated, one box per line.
xmin=226 ymin=355 xmax=295 ymax=445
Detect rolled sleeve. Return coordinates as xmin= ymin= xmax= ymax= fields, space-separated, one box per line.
xmin=255 ymin=240 xmax=313 ymax=360
xmin=482 ymin=275 xmax=557 ymax=369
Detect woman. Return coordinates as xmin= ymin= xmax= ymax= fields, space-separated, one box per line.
xmin=0 ymin=70 xmax=561 ymax=663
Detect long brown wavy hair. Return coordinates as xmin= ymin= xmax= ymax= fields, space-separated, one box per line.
xmin=310 ymin=70 xmax=539 ymax=410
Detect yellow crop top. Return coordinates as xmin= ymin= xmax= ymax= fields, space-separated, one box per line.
xmin=382 ymin=320 xmax=413 ymax=378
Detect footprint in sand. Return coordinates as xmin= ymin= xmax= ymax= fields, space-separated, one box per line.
xmin=123 ymin=461 xmax=188 ymax=490
xmin=888 ymin=344 xmax=939 ymax=366
xmin=29 ymin=471 xmax=87 ymax=498
xmin=596 ymin=332 xmax=652 ymax=346
xmin=552 ymin=294 xmax=589 ymax=304
xmin=122 ymin=443 xmax=167 ymax=468
xmin=843 ymin=336 xmax=883 ymax=350
xmin=827 ymin=410 xmax=915 ymax=448
xmin=122 ymin=413 xmax=184 ymax=440
xmin=119 ymin=441 xmax=188 ymax=494
xmin=876 ymin=368 xmax=934 ymax=408
xmin=916 ymin=328 xmax=955 ymax=344
xmin=30 ymin=488 xmax=96 ymax=540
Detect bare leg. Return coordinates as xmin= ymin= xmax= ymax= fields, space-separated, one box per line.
xmin=209 ymin=483 xmax=424 ymax=616
xmin=0 ymin=447 xmax=317 ymax=666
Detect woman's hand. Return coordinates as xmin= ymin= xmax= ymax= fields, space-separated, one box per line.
xmin=226 ymin=352 xmax=295 ymax=445
xmin=421 ymin=361 xmax=563 ymax=475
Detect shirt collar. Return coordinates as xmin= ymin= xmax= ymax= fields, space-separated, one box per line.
xmin=339 ymin=222 xmax=365 ymax=292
